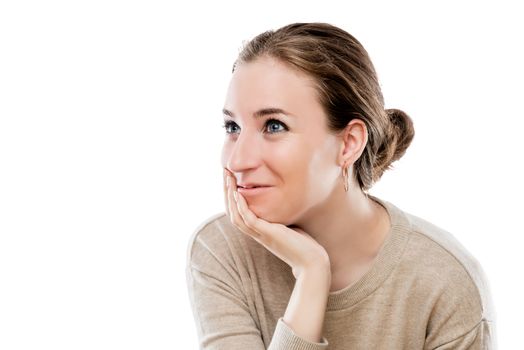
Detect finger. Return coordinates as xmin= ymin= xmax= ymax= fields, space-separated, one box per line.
xmin=234 ymin=192 xmax=267 ymax=248
xmin=227 ymin=174 xmax=257 ymax=238
xmin=227 ymin=173 xmax=243 ymax=226
xmin=223 ymin=169 xmax=230 ymax=218
xmin=234 ymin=191 xmax=289 ymax=259
xmin=225 ymin=172 xmax=265 ymax=243
xmin=234 ymin=191 xmax=262 ymax=239
xmin=236 ymin=192 xmax=289 ymax=248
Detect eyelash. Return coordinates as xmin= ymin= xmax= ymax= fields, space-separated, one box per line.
xmin=222 ymin=118 xmax=289 ymax=135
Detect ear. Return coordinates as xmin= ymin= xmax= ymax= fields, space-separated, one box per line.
xmin=337 ymin=119 xmax=368 ymax=167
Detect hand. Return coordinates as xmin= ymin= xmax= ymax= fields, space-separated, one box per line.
xmin=223 ymin=168 xmax=331 ymax=280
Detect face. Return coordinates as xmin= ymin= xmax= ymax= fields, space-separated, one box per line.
xmin=221 ymin=56 xmax=343 ymax=225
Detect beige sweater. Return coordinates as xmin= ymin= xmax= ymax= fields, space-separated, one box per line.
xmin=185 ymin=194 xmax=497 ymax=349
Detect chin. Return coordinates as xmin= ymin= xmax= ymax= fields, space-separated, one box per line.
xmin=245 ymin=196 xmax=296 ymax=226
xmin=255 ymin=210 xmax=294 ymax=226
xmin=250 ymin=206 xmax=280 ymax=224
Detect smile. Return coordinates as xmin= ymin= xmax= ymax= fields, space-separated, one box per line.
xmin=237 ymin=186 xmax=273 ymax=196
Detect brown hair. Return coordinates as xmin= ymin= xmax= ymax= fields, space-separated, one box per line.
xmin=232 ymin=22 xmax=415 ymax=192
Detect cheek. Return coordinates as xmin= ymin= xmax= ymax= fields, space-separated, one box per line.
xmin=271 ymin=136 xmax=308 ymax=161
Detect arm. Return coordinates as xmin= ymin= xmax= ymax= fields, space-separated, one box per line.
xmin=430 ymin=319 xmax=495 ymax=350
xmin=189 ymin=169 xmax=330 ymax=349
xmin=424 ymin=260 xmax=497 ymax=350
xmin=186 ymin=264 xmax=266 ymax=349
xmin=186 ymin=259 xmax=330 ymax=350
xmin=279 ymin=266 xmax=331 ymax=344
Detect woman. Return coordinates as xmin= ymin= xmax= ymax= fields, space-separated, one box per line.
xmin=185 ymin=22 xmax=496 ymax=349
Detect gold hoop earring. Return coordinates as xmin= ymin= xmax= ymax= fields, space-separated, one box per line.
xmin=342 ymin=165 xmax=349 ymax=192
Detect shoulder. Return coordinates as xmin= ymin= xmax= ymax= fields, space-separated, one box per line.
xmin=408 ymin=212 xmax=485 ymax=281
xmin=398 ymin=209 xmax=498 ymax=349
xmin=185 ymin=212 xmax=259 ymax=272
xmin=186 ymin=212 xmax=230 ymax=267
xmin=186 ymin=212 xmax=226 ymax=250
xmin=398 ymin=208 xmax=496 ymax=322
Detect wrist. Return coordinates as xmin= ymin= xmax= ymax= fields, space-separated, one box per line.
xmin=300 ymin=264 xmax=332 ymax=289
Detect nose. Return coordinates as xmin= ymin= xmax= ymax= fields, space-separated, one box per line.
xmin=224 ymin=131 xmax=262 ymax=174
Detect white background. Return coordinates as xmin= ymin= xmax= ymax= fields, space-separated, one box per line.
xmin=1 ymin=0 xmax=522 ymax=349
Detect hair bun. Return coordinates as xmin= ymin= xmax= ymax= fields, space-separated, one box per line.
xmin=384 ymin=108 xmax=415 ymax=163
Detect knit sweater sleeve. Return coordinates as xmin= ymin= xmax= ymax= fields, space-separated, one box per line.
xmin=429 ymin=319 xmax=495 ymax=349
xmin=186 ymin=219 xmax=329 ymax=349
xmin=186 ymin=264 xmax=267 ymax=349
xmin=269 ymin=318 xmax=328 ymax=350
xmin=423 ymin=254 xmax=497 ymax=350
xmin=186 ymin=264 xmax=329 ymax=349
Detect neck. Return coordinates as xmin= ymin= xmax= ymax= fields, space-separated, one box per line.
xmin=291 ymin=187 xmax=390 ymax=275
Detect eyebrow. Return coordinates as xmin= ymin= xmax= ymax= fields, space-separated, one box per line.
xmin=222 ymin=107 xmax=293 ymax=119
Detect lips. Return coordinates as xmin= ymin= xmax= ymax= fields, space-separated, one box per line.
xmin=237 ymin=185 xmax=273 ymax=196
xmin=237 ymin=184 xmax=270 ymax=189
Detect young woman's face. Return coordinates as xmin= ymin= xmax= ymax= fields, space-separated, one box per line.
xmin=221 ymin=56 xmax=342 ymax=225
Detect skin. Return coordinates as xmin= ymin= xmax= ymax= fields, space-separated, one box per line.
xmin=223 ymin=155 xmax=331 ymax=343
xmin=221 ymin=55 xmax=391 ymax=293
xmin=221 ymin=57 xmax=390 ymax=284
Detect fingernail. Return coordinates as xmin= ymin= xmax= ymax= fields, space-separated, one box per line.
xmin=233 ymin=191 xmax=238 ymax=201
xmin=226 ymin=175 xmax=230 ymax=187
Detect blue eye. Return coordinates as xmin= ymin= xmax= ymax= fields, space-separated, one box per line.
xmin=222 ymin=118 xmax=289 ymax=135
xmin=265 ymin=118 xmax=288 ymax=133
xmin=222 ymin=120 xmax=239 ymax=134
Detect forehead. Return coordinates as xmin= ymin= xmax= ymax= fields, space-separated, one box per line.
xmin=224 ymin=56 xmax=322 ymax=118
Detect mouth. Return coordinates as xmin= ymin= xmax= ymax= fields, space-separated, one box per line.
xmin=237 ymin=185 xmax=273 ymax=196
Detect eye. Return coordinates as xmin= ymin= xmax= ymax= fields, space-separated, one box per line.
xmin=222 ymin=118 xmax=289 ymax=135
xmin=264 ymin=118 xmax=288 ymax=133
xmin=222 ymin=120 xmax=240 ymax=134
